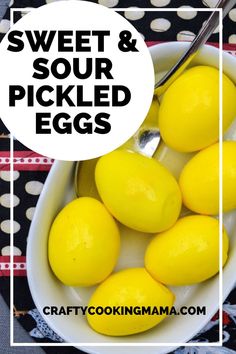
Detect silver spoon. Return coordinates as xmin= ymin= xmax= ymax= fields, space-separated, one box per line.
xmin=75 ymin=0 xmax=236 ymax=196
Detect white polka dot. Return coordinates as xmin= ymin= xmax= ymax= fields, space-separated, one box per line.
xmin=229 ymin=34 xmax=236 ymax=44
xmin=25 ymin=181 xmax=43 ymax=195
xmin=177 ymin=30 xmax=196 ymax=42
xmin=0 ymin=20 xmax=10 ymax=34
xmin=26 ymin=207 xmax=36 ymax=221
xmin=0 ymin=194 xmax=20 ymax=208
xmin=1 ymin=246 xmax=22 ymax=256
xmin=150 ymin=18 xmax=171 ymax=32
xmin=0 ymin=171 xmax=20 ymax=182
xmin=229 ymin=9 xmax=236 ymax=22
xmin=177 ymin=6 xmax=197 ymax=20
xmin=202 ymin=0 xmax=219 ymax=7
xmin=124 ymin=8 xmax=145 ymax=21
xmin=150 ymin=0 xmax=171 ymax=6
xmin=98 ymin=0 xmax=119 ymax=7
xmin=1 ymin=220 xmax=21 ymax=234
xmin=9 ymin=0 xmax=15 ymax=6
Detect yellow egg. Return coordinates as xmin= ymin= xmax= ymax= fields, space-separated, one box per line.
xmin=76 ymin=158 xmax=100 ymax=200
xmin=76 ymin=98 xmax=159 ymax=199
xmin=179 ymin=141 xmax=236 ymax=215
xmin=87 ymin=268 xmax=175 ymax=336
xmin=145 ymin=215 xmax=229 ymax=286
xmin=48 ymin=197 xmax=120 ymax=286
xmin=159 ymin=66 xmax=236 ymax=152
xmin=95 ymin=150 xmax=182 ymax=233
xmin=142 ymin=95 xmax=160 ymax=128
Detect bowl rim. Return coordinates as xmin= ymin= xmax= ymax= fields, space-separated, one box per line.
xmin=26 ymin=42 xmax=236 ymax=353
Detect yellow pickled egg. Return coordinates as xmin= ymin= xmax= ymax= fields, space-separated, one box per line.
xmin=141 ymin=95 xmax=160 ymax=128
xmin=179 ymin=141 xmax=236 ymax=215
xmin=87 ymin=268 xmax=175 ymax=336
xmin=159 ymin=66 xmax=236 ymax=152
xmin=145 ymin=215 xmax=229 ymax=286
xmin=95 ymin=150 xmax=182 ymax=233
xmin=48 ymin=197 xmax=120 ymax=286
xmin=76 ymin=158 xmax=100 ymax=200
xmin=76 ymin=99 xmax=160 ymax=199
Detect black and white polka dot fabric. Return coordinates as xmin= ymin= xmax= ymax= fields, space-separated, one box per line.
xmin=0 ymin=0 xmax=236 ymax=43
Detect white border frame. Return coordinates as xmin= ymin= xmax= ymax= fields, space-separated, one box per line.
xmin=9 ymin=6 xmax=223 ymax=348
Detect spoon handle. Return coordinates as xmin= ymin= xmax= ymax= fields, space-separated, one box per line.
xmin=155 ymin=0 xmax=236 ymax=96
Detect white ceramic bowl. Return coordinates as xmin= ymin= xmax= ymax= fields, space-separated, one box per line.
xmin=27 ymin=42 xmax=236 ymax=354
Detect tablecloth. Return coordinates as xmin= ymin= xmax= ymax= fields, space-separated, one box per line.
xmin=1 ymin=1 xmax=236 ymax=354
